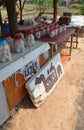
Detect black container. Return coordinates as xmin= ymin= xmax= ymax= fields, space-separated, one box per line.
xmin=63 ymin=12 xmax=72 ymax=17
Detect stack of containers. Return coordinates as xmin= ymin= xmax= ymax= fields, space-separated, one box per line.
xmin=0 ymin=38 xmax=11 ymax=63
xmin=32 ymin=22 xmax=66 ymax=40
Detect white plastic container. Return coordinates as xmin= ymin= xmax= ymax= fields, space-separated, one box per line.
xmin=62 ymin=24 xmax=66 ymax=31
xmin=59 ymin=26 xmax=63 ymax=33
xmin=40 ymin=27 xmax=45 ymax=37
xmin=15 ymin=30 xmax=24 ymax=39
xmin=25 ymin=30 xmax=35 ymax=47
xmin=14 ymin=36 xmax=25 ymax=53
xmin=4 ymin=34 xmax=14 ymax=53
xmin=55 ymin=27 xmax=58 ymax=35
xmin=45 ymin=25 xmax=50 ymax=34
xmin=0 ymin=38 xmax=11 ymax=63
xmin=15 ymin=30 xmax=27 ymax=46
xmin=33 ymin=29 xmax=41 ymax=39
xmin=49 ymin=29 xmax=55 ymax=38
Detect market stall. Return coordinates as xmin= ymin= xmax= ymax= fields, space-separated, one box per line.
xmin=2 ymin=40 xmax=50 ymax=107
xmin=0 ymin=0 xmax=79 ymax=126
xmin=0 ymin=38 xmax=50 ymax=125
xmin=37 ymin=27 xmax=75 ymax=57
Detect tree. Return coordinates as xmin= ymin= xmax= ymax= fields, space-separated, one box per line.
xmin=0 ymin=10 xmax=4 ymax=36
xmin=79 ymin=0 xmax=84 ymax=4
xmin=5 ymin=0 xmax=17 ymax=37
xmin=16 ymin=0 xmax=26 ymax=21
xmin=53 ymin=0 xmax=58 ymax=21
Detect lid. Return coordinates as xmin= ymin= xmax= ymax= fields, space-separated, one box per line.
xmin=51 ymin=21 xmax=56 ymax=25
xmin=0 ymin=38 xmax=7 ymax=46
xmin=26 ymin=30 xmax=32 ymax=35
xmin=4 ymin=34 xmax=11 ymax=38
xmin=40 ymin=27 xmax=44 ymax=31
xmin=14 ymin=36 xmax=22 ymax=40
xmin=34 ymin=29 xmax=40 ymax=33
xmin=50 ymin=28 xmax=55 ymax=32
xmin=16 ymin=30 xmax=22 ymax=33
xmin=62 ymin=24 xmax=66 ymax=26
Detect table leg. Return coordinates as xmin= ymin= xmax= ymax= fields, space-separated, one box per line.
xmin=50 ymin=44 xmax=53 ymax=58
xmin=69 ymin=34 xmax=73 ymax=56
xmin=75 ymin=33 xmax=78 ymax=48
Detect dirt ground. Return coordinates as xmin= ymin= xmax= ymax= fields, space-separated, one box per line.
xmin=0 ymin=31 xmax=84 ymax=130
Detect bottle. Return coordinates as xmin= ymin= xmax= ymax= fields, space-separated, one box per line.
xmin=33 ymin=28 xmax=41 ymax=39
xmin=4 ymin=34 xmax=14 ymax=53
xmin=0 ymin=38 xmax=11 ymax=63
xmin=25 ymin=30 xmax=35 ymax=47
xmin=14 ymin=36 xmax=25 ymax=53
xmin=15 ymin=30 xmax=24 ymax=39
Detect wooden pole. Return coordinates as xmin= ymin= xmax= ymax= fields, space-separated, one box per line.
xmin=53 ymin=0 xmax=58 ymax=22
xmin=0 ymin=10 xmax=4 ymax=36
xmin=5 ymin=0 xmax=17 ymax=37
xmin=19 ymin=0 xmax=22 ymax=21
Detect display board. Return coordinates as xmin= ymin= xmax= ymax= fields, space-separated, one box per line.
xmin=26 ymin=53 xmax=64 ymax=107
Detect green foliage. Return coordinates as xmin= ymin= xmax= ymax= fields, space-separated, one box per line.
xmin=80 ymin=5 xmax=84 ymax=15
xmin=58 ymin=0 xmax=63 ymax=5
xmin=30 ymin=0 xmax=53 ymax=10
xmin=79 ymin=0 xmax=84 ymax=4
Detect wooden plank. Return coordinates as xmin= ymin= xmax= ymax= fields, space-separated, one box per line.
xmin=3 ymin=73 xmax=27 ymax=110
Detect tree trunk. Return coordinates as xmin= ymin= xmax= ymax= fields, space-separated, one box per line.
xmin=19 ymin=0 xmax=23 ymax=21
xmin=53 ymin=0 xmax=58 ymax=21
xmin=5 ymin=0 xmax=17 ymax=37
xmin=0 ymin=11 xmax=5 ymax=36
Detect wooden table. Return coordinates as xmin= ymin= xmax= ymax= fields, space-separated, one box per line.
xmin=38 ymin=28 xmax=75 ymax=58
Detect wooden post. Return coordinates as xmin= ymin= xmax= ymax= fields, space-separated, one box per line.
xmin=0 ymin=10 xmax=4 ymax=36
xmin=5 ymin=0 xmax=17 ymax=37
xmin=53 ymin=0 xmax=58 ymax=22
xmin=19 ymin=0 xmax=22 ymax=21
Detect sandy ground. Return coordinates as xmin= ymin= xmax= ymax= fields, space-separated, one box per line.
xmin=0 ymin=32 xmax=84 ymax=130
